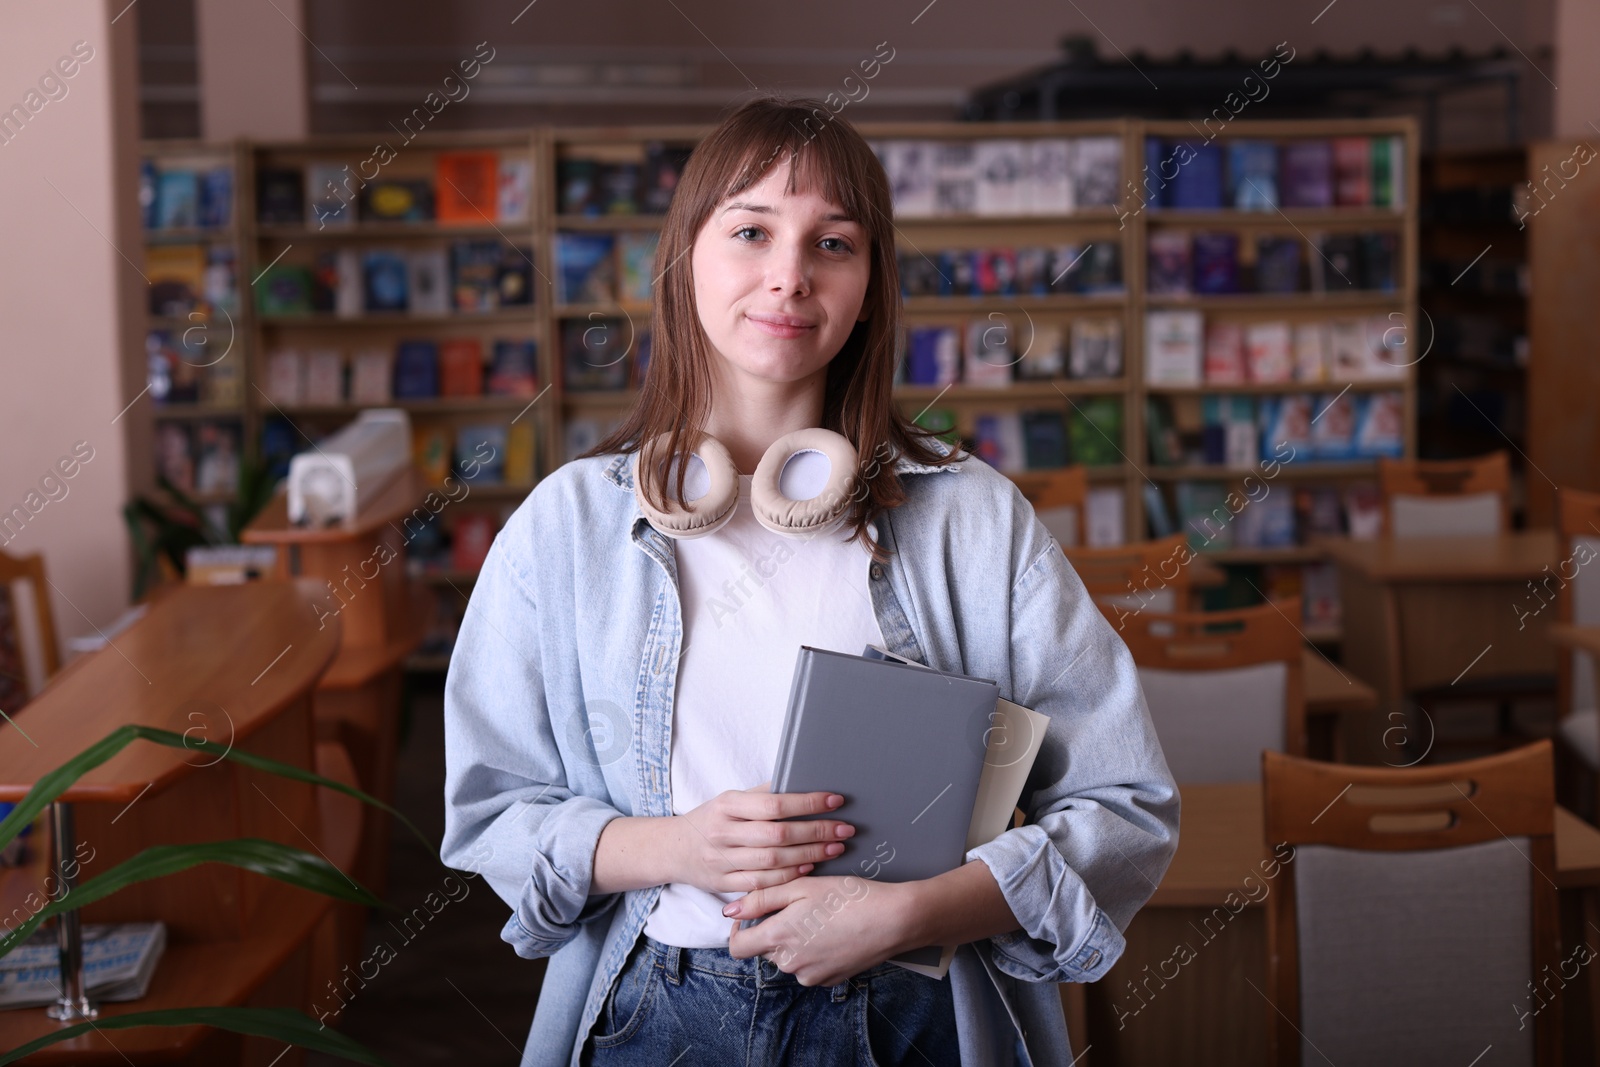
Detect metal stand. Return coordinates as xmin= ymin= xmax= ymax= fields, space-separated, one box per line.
xmin=45 ymin=802 xmax=96 ymax=1023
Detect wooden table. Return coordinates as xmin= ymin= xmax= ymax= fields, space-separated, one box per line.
xmin=1319 ymin=531 xmax=1560 ymax=727
xmin=1083 ymin=782 xmax=1600 ymax=1065
xmin=1550 ymin=624 xmax=1600 ymax=660
xmin=0 ymin=581 xmax=344 ymax=1064
xmin=1301 ymin=648 xmax=1378 ymax=716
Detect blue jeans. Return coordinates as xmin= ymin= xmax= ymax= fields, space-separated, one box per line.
xmin=580 ymin=935 xmax=961 ymax=1067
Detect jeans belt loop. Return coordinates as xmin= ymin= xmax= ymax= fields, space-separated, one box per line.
xmin=831 ymin=979 xmax=849 ymax=1003
xmin=664 ymin=942 xmax=684 ymax=985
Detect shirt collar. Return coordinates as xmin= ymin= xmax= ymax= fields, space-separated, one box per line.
xmin=600 ymin=434 xmax=961 ymax=492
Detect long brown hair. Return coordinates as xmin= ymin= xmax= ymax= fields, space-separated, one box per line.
xmin=578 ymin=93 xmax=956 ymax=563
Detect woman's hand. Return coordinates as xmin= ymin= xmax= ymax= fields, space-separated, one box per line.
xmin=667 ymin=783 xmax=857 ymax=895
xmin=723 ymin=874 xmax=920 ymax=987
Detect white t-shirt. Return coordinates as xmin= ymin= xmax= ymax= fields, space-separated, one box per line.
xmin=641 ymin=473 xmax=886 ymax=948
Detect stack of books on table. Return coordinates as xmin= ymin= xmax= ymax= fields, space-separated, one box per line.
xmin=0 ymin=922 xmax=166 ymax=1009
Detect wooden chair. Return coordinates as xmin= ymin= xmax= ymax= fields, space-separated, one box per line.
xmin=0 ymin=548 xmax=60 ymax=711
xmin=1377 ymin=450 xmax=1511 ymax=537
xmin=1111 ymin=598 xmax=1306 ymax=783
xmin=1554 ymin=488 xmax=1600 ymax=811
xmin=1009 ymin=466 xmax=1088 ymax=548
xmin=1067 ymin=532 xmax=1194 ymax=616
xmin=1263 ymin=741 xmax=1559 ymax=1067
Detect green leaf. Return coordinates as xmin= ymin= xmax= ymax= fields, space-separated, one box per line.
xmin=0 ymin=724 xmax=431 ymax=859
xmin=0 ymin=839 xmax=383 ymax=959
xmin=0 ymin=1005 xmax=392 ymax=1065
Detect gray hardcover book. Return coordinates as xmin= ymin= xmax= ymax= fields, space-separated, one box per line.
xmin=772 ymin=645 xmax=996 ymax=884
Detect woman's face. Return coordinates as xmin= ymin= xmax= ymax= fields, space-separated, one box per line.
xmin=690 ymin=163 xmax=871 ymax=389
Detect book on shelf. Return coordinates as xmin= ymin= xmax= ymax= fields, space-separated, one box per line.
xmin=413 ymin=424 xmax=452 ymax=482
xmin=146 ymin=330 xmax=202 ymax=404
xmin=556 ymin=233 xmax=617 ymax=304
xmin=1015 ymin=246 xmax=1050 ymax=295
xmin=1029 ymin=138 xmax=1075 ymax=214
xmin=265 ymin=348 xmax=305 ymax=406
xmin=904 ymin=326 xmax=960 ymax=387
xmin=1353 ymin=392 xmax=1405 ymax=458
xmin=451 ymin=513 xmax=497 ymax=571
xmin=1069 ymin=318 xmax=1122 ymax=379
xmin=436 ymin=152 xmax=500 ymax=223
xmin=305 ymin=348 xmax=345 ymax=406
xmin=156 ymin=423 xmax=195 ymax=492
xmin=1370 ymin=136 xmax=1404 ymax=208
xmin=202 ymin=246 xmax=238 ymax=315
xmin=561 ymin=318 xmax=631 ymax=391
xmin=394 ymin=340 xmax=441 ymax=399
xmin=146 ymin=244 xmax=207 ymax=318
xmin=617 ymin=231 xmax=660 ymax=303
xmin=256 ymin=167 xmax=305 ymax=225
xmin=974 ymin=248 xmax=1019 ymax=297
xmin=1311 ymin=389 xmax=1358 ymax=461
xmin=439 ymin=338 xmax=485 ymax=397
xmin=194 ymin=422 xmax=241 ymax=495
xmin=505 ymin=419 xmax=537 ymax=485
xmin=1258 ymin=394 xmax=1314 ymax=459
xmin=154 ymin=169 xmax=199 ymax=229
xmin=932 ymin=140 xmax=978 ymax=215
xmin=306 ymin=162 xmax=356 ymax=228
xmin=363 ymin=250 xmax=409 ymax=312
xmin=1019 ymin=411 xmax=1068 ymax=469
xmin=408 ymin=248 xmax=451 ymax=315
xmin=1234 ymin=489 xmax=1295 ymax=549
xmin=203 ymin=166 xmax=233 ymax=229
xmin=963 ymin=320 xmax=1014 ymax=387
xmin=1014 ymin=321 xmax=1064 ymax=380
xmin=0 ymin=922 xmax=166 ymax=1009
xmin=1228 ymin=140 xmax=1279 ymax=210
xmin=1086 ymin=486 xmax=1126 ymax=547
xmin=456 ymin=423 xmax=507 ymax=484
xmin=498 ymin=157 xmax=533 ymax=222
xmin=1201 ymin=395 xmax=1257 ymax=468
xmin=1203 ymin=321 xmax=1246 ymax=384
xmin=1072 ymin=242 xmax=1123 ymax=294
xmin=206 ymin=354 xmax=242 ymax=406
xmin=1176 ymin=481 xmax=1234 ymax=550
xmin=881 ymin=140 xmax=937 ymax=218
xmin=1145 ymin=310 xmax=1204 ymax=385
xmin=973 ymin=412 xmax=1027 ymax=473
xmin=1144 ymin=482 xmax=1176 ymax=539
xmin=1301 ymin=561 xmax=1342 ymax=629
xmin=451 ymin=240 xmax=503 ymax=312
xmin=1147 ymin=230 xmax=1192 ymax=295
xmin=912 ymin=406 xmax=959 ymax=447
xmin=641 ymin=141 xmax=694 ymax=215
xmin=487 ymin=339 xmax=538 ymax=397
xmin=631 ymin=330 xmax=654 ymax=387
xmin=1069 ymin=136 xmax=1121 ymax=208
xmin=1326 ymin=319 xmax=1370 ymax=380
xmin=1280 ymin=141 xmax=1334 ymax=209
xmin=563 ymin=416 xmax=604 ymax=461
xmin=1292 ymin=321 xmax=1329 ymax=382
xmin=334 ymin=248 xmax=363 ymax=318
xmin=1343 ymin=482 xmax=1384 ymax=538
xmin=1068 ymin=396 xmax=1123 ymax=467
xmin=360 ymin=178 xmax=435 ymax=223
xmin=1166 ymin=140 xmax=1224 ymax=210
xmin=598 ymin=161 xmax=642 ymax=216
xmin=974 ymin=139 xmax=1029 ymax=216
xmin=1145 ymin=398 xmax=1180 ymax=467
xmin=1244 ymin=321 xmax=1294 ymax=383
xmin=259 ymin=263 xmax=316 ymax=317
xmin=498 ymin=245 xmax=534 ymax=307
xmin=351 ymin=347 xmax=393 ymax=404
xmin=1254 ymin=236 xmax=1302 ymax=294
xmin=1192 ymin=232 xmax=1240 ymax=294
xmin=1331 ymin=138 xmax=1372 ymax=208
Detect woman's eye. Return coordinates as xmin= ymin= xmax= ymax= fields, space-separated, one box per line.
xmin=735 ymin=225 xmax=764 ymax=241
xmin=819 ymin=236 xmax=853 ymax=254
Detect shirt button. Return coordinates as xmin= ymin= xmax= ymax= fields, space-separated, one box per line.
xmin=869 ymin=564 xmax=884 ymax=581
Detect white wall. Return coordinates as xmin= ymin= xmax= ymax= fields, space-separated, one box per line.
xmin=0 ymin=0 xmax=142 ymax=653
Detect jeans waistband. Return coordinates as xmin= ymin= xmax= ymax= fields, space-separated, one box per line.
xmin=638 ymin=934 xmax=902 ymax=993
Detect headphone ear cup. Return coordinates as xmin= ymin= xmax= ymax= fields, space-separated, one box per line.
xmin=633 ymin=434 xmax=739 ymax=539
xmin=750 ymin=428 xmax=860 ymax=537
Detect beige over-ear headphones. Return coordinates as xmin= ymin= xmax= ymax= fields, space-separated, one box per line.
xmin=632 ymin=428 xmax=860 ymax=539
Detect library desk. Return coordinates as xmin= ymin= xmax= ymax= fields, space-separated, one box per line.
xmin=1081 ymin=783 xmax=1600 ymax=1067
xmin=244 ymin=468 xmax=431 ymax=896
xmin=1319 ymin=531 xmax=1560 ymax=720
xmin=0 ymin=580 xmax=349 ymax=1064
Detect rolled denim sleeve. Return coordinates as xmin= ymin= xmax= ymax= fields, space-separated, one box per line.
xmin=440 ymin=504 xmax=626 ymax=958
xmin=965 ymin=537 xmax=1180 ymax=985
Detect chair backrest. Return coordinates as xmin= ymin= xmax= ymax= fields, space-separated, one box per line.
xmin=1067 ymin=532 xmax=1193 ymax=618
xmin=1112 ymin=598 xmax=1305 ymax=783
xmin=0 ymin=549 xmax=60 ymax=709
xmin=1558 ymin=487 xmax=1600 ymax=715
xmin=1378 ymin=451 xmax=1510 ymax=537
xmin=1262 ymin=742 xmax=1558 ymax=1067
xmin=1010 ymin=467 xmax=1088 ymax=549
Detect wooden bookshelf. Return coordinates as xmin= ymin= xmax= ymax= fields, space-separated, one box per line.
xmin=126 ymin=117 xmax=1416 ymax=666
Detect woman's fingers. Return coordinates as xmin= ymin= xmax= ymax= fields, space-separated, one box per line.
xmin=719 ymin=863 xmax=813 ymax=893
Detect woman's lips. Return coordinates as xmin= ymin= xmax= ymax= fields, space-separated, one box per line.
xmin=747 ymin=312 xmax=816 ymax=339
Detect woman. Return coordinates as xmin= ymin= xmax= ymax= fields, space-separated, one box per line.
xmin=441 ymin=95 xmax=1179 ymax=1067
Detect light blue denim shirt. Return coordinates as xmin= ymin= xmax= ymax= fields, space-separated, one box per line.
xmin=440 ymin=436 xmax=1180 ymax=1066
